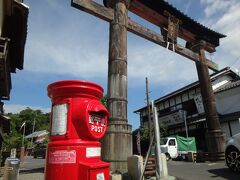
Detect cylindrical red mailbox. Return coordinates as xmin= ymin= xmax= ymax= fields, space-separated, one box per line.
xmin=45 ymin=80 xmax=110 ymax=180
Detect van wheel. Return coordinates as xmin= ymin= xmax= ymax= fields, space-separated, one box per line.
xmin=165 ymin=153 xmax=171 ymax=161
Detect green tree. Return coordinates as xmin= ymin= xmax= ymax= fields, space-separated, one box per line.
xmin=100 ymin=94 xmax=107 ymax=108
xmin=140 ymin=123 xmax=168 ymax=141
xmin=138 ymin=123 xmax=168 ymax=155
xmin=2 ymin=108 xmax=50 ymax=151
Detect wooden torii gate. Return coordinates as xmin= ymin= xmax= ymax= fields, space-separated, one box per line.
xmin=72 ymin=0 xmax=226 ymax=170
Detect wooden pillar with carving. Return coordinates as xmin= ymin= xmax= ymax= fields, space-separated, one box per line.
xmin=101 ymin=0 xmax=132 ymax=170
xmin=195 ymin=41 xmax=225 ymax=155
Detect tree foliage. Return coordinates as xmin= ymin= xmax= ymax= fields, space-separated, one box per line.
xmin=100 ymin=94 xmax=107 ymax=108
xmin=2 ymin=108 xmax=50 ymax=151
xmin=138 ymin=123 xmax=168 ymax=155
xmin=140 ymin=122 xmax=168 ymax=141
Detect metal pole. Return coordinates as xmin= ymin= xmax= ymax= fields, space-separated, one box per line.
xmin=152 ymin=101 xmax=161 ymax=179
xmin=140 ymin=136 xmax=155 ymax=180
xmin=146 ymin=77 xmax=152 ymax=141
xmin=20 ymin=123 xmax=26 ymax=161
xmin=22 ymin=123 xmax=25 ymax=147
xmin=182 ymin=110 xmax=189 ymax=152
xmin=31 ymin=116 xmax=36 ymax=148
xmin=183 ymin=110 xmax=188 ymax=138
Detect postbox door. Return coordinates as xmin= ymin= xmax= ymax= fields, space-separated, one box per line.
xmin=89 ymin=168 xmax=110 ymax=180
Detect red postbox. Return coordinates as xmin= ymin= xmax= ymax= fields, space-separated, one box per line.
xmin=45 ymin=80 xmax=110 ymax=180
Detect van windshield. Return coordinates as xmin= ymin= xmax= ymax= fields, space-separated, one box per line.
xmin=160 ymin=138 xmax=168 ymax=145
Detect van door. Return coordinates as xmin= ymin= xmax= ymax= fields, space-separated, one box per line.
xmin=168 ymin=138 xmax=178 ymax=158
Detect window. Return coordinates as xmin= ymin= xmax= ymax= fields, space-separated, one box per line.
xmin=164 ymin=101 xmax=169 ymax=108
xmin=182 ymin=99 xmax=198 ymax=115
xmin=182 ymin=93 xmax=188 ymax=102
xmin=168 ymin=139 xmax=176 ymax=146
xmin=159 ymin=103 xmax=164 ymax=110
xmin=170 ymin=98 xmax=175 ymax=106
xmin=161 ymin=138 xmax=168 ymax=145
xmin=176 ymin=96 xmax=181 ymax=104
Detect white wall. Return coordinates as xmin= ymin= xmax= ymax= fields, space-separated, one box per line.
xmin=220 ymin=120 xmax=240 ymax=139
xmin=216 ymin=86 xmax=240 ymax=114
xmin=212 ymin=75 xmax=232 ymax=90
xmin=230 ymin=120 xmax=240 ymax=136
xmin=221 ymin=122 xmax=231 ymax=139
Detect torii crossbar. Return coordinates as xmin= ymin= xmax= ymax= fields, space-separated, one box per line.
xmin=72 ymin=0 xmax=226 ymax=170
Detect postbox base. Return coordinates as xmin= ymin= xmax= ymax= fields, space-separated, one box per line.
xmin=45 ymin=140 xmax=110 ymax=180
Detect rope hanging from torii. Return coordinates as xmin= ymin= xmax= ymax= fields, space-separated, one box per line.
xmin=164 ymin=11 xmax=182 ymax=52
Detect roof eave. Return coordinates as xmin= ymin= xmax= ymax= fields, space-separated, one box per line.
xmin=4 ymin=1 xmax=29 ymax=72
xmin=134 ymin=67 xmax=237 ymax=113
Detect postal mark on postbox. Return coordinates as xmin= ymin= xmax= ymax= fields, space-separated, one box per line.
xmin=88 ymin=114 xmax=106 ymax=133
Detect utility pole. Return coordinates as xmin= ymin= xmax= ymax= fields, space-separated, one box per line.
xmin=182 ymin=110 xmax=188 ymax=138
xmin=20 ymin=122 xmax=26 ymax=161
xmin=146 ymin=77 xmax=152 ymax=141
xmin=31 ymin=116 xmax=36 ymax=149
xmin=21 ymin=123 xmax=26 ymax=147
xmin=182 ymin=110 xmax=189 ymax=151
xmin=152 ymin=101 xmax=162 ymax=179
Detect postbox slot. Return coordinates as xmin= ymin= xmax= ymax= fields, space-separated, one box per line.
xmin=89 ymin=112 xmax=106 ymax=123
xmin=88 ymin=113 xmax=106 ymax=134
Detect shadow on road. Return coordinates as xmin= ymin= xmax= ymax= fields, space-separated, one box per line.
xmin=20 ymin=167 xmax=44 ymax=174
xmin=208 ymin=168 xmax=240 ymax=180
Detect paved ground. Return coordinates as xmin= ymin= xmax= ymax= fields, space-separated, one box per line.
xmin=0 ymin=156 xmax=45 ymax=180
xmin=19 ymin=156 xmax=45 ymax=180
xmin=168 ymin=160 xmax=240 ymax=180
xmin=1 ymin=156 xmax=239 ymax=179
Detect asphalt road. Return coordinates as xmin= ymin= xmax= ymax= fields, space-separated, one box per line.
xmin=168 ymin=160 xmax=240 ymax=180
xmin=1 ymin=156 xmax=239 ymax=180
xmin=19 ymin=156 xmax=45 ymax=180
xmin=0 ymin=156 xmax=44 ymax=180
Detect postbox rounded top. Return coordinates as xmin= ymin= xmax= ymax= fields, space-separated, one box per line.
xmin=47 ymin=80 xmax=103 ymax=99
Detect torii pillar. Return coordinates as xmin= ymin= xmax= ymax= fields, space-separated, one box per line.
xmin=101 ymin=0 xmax=132 ymax=170
xmin=195 ymin=41 xmax=225 ymax=154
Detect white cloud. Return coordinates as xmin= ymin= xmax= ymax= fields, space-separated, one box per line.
xmin=200 ymin=0 xmax=232 ymax=18
xmin=128 ymin=43 xmax=198 ymax=87
xmin=26 ymin=39 xmax=108 ymax=78
xmin=24 ymin=0 xmax=109 ymax=79
xmin=4 ymin=104 xmax=50 ymax=114
xmin=23 ymin=0 xmax=240 ymax=90
xmin=200 ymin=0 xmax=240 ymax=72
xmin=25 ymin=2 xmax=198 ymax=89
xmin=184 ymin=0 xmax=192 ymax=14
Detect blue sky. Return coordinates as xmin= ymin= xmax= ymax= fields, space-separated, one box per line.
xmin=4 ymin=0 xmax=240 ymax=130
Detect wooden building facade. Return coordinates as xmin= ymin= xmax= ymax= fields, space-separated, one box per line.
xmin=135 ymin=67 xmax=240 ymax=151
xmin=0 ymin=0 xmax=28 ymax=150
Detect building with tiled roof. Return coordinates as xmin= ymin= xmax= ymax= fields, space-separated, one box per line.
xmin=0 ymin=0 xmax=29 ymax=151
xmin=134 ymin=67 xmax=240 ymax=151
